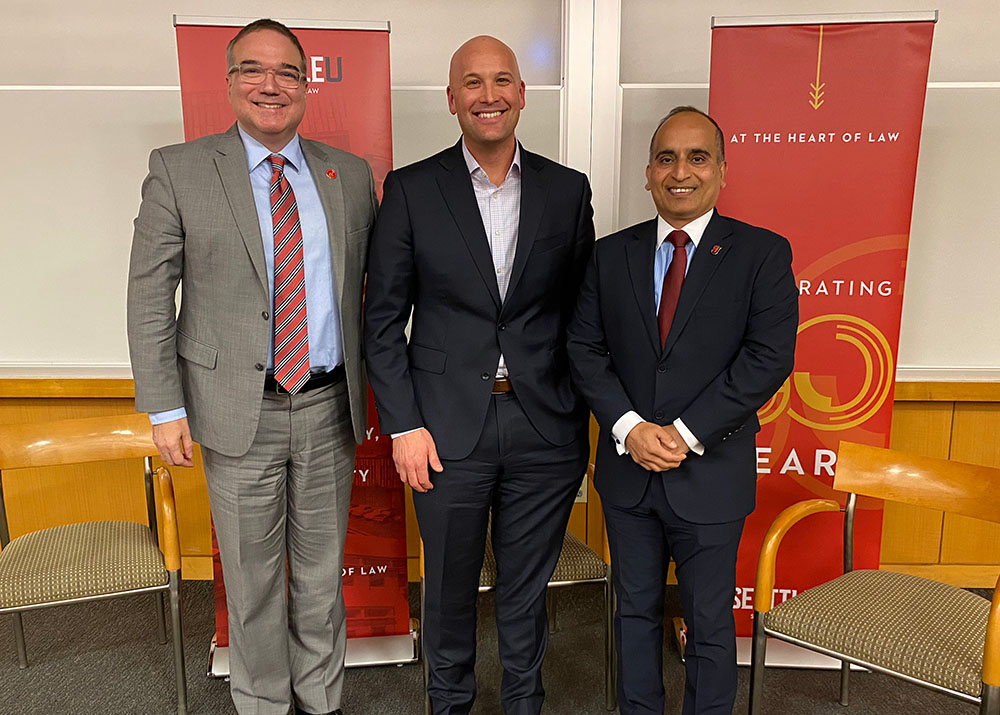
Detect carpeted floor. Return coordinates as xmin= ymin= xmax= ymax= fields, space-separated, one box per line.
xmin=0 ymin=580 xmax=987 ymax=714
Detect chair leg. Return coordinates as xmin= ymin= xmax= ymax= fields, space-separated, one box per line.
xmin=748 ymin=613 xmax=768 ymax=715
xmin=422 ymin=576 xmax=430 ymax=715
xmin=167 ymin=572 xmax=188 ymax=715
xmin=155 ymin=591 xmax=167 ymax=644
xmin=546 ymin=588 xmax=557 ymax=634
xmin=12 ymin=612 xmax=29 ymax=669
xmin=604 ymin=566 xmax=617 ymax=712
xmin=981 ymin=683 xmax=999 ymax=715
xmin=839 ymin=660 xmax=850 ymax=706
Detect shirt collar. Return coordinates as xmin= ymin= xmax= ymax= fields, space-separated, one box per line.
xmin=461 ymin=137 xmax=521 ymax=183
xmin=237 ymin=125 xmax=304 ymax=174
xmin=656 ymin=208 xmax=715 ymax=250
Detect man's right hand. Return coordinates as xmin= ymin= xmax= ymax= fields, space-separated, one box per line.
xmin=624 ymin=421 xmax=687 ymax=472
xmin=392 ymin=428 xmax=443 ymax=493
xmin=152 ymin=417 xmax=195 ymax=467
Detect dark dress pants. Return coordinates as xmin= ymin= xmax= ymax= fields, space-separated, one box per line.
xmin=413 ymin=392 xmax=588 ymax=715
xmin=603 ymin=474 xmax=745 ymax=715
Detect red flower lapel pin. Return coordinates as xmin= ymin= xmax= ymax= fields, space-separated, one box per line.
xmin=326 ymin=169 xmax=337 ymax=179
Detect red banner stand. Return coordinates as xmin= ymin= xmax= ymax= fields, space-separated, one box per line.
xmin=705 ymin=13 xmax=935 ymax=665
xmin=171 ymin=16 xmax=415 ymax=674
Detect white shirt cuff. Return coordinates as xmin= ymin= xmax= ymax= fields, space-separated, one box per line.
xmin=611 ymin=411 xmax=644 ymax=456
xmin=673 ymin=418 xmax=704 ymax=455
xmin=149 ymin=407 xmax=187 ymax=425
xmin=391 ymin=427 xmax=423 ymax=439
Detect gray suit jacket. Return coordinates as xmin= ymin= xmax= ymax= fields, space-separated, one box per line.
xmin=127 ymin=124 xmax=376 ymax=457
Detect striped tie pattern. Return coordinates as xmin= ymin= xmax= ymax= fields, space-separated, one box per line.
xmin=269 ymin=155 xmax=311 ymax=394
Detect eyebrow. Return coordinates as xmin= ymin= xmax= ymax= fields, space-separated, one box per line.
xmin=238 ymin=59 xmax=302 ymax=71
xmin=654 ymin=147 xmax=712 ymax=159
xmin=462 ymin=71 xmax=515 ymax=81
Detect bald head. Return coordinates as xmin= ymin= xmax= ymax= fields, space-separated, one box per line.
xmin=449 ymin=35 xmax=521 ymax=89
xmin=446 ymin=35 xmax=525 ymax=157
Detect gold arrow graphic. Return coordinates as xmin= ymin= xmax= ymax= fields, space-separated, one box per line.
xmin=809 ymin=25 xmax=825 ymax=110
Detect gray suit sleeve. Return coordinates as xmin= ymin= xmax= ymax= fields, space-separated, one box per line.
xmin=126 ymin=148 xmax=186 ymax=413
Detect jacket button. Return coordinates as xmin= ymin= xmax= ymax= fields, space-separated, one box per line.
xmin=255 ymin=363 xmax=265 ymax=371
xmin=657 ymin=365 xmax=666 ymax=373
xmin=498 ymin=323 xmax=506 ymax=331
xmin=654 ymin=410 xmax=664 ymax=420
xmin=481 ymin=372 xmax=491 ymax=380
xmin=262 ymin=310 xmax=269 ymax=320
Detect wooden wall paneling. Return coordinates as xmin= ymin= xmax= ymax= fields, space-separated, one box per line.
xmin=879 ymin=401 xmax=951 ymax=564
xmin=940 ymin=402 xmax=1000 ymax=564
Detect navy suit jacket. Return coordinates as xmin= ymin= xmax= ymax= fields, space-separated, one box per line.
xmin=567 ymin=212 xmax=798 ymax=523
xmin=364 ymin=140 xmax=595 ymax=460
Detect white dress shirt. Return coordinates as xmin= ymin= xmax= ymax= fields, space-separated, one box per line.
xmin=610 ymin=209 xmax=716 ymax=457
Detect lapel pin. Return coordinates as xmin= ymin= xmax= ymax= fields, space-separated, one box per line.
xmin=326 ymin=169 xmax=337 ymax=179
xmin=711 ymin=244 xmax=722 ymax=255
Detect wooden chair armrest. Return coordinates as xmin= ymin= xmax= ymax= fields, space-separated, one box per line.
xmin=754 ymin=499 xmax=841 ymax=613
xmin=984 ymin=572 xmax=1000 ymax=686
xmin=156 ymin=467 xmax=181 ymax=573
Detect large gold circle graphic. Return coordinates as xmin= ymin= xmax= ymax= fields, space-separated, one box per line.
xmin=788 ymin=314 xmax=894 ymax=431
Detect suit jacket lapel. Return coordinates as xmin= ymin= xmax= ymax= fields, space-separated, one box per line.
xmin=504 ymin=145 xmax=549 ymax=303
xmin=661 ymin=212 xmax=734 ymax=356
xmin=214 ymin=124 xmax=267 ymax=295
xmin=436 ymin=140 xmax=501 ymax=308
xmin=302 ymin=139 xmax=346 ymax=307
xmin=625 ymin=219 xmax=661 ymax=355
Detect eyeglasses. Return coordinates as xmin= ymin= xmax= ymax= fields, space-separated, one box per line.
xmin=228 ymin=63 xmax=305 ymax=89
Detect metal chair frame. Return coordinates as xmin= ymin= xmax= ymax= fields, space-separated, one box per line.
xmin=748 ymin=442 xmax=1000 ymax=715
xmin=0 ymin=414 xmax=188 ymax=714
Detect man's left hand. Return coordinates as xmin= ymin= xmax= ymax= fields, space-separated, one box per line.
xmin=661 ymin=423 xmax=691 ymax=456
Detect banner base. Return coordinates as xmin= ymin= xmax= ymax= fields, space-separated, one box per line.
xmin=208 ymin=631 xmax=420 ymax=679
xmin=670 ymin=618 xmax=864 ymax=670
xmin=735 ymin=636 xmax=866 ymax=670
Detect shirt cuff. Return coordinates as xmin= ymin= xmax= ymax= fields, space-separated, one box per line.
xmin=611 ymin=411 xmax=644 ymax=456
xmin=149 ymin=408 xmax=187 ymax=425
xmin=391 ymin=427 xmax=423 ymax=439
xmin=673 ymin=418 xmax=704 ymax=455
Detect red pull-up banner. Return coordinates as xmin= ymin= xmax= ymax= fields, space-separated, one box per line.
xmin=709 ymin=17 xmax=934 ymax=636
xmin=174 ymin=19 xmax=408 ymax=655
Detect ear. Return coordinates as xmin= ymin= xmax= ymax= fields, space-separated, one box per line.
xmin=446 ymin=86 xmax=458 ymax=116
xmin=719 ymin=160 xmax=728 ymax=188
xmin=644 ymin=164 xmax=652 ymax=191
xmin=518 ymin=80 xmax=526 ymax=110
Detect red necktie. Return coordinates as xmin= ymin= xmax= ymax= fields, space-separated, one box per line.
xmin=269 ymin=155 xmax=311 ymax=394
xmin=656 ymin=229 xmax=690 ymax=348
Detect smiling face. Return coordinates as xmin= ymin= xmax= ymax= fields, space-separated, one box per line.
xmin=226 ymin=29 xmax=307 ymax=152
xmin=446 ymin=36 xmax=525 ymax=156
xmin=645 ymin=111 xmax=727 ymax=228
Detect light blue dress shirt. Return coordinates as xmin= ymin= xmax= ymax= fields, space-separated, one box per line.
xmin=149 ymin=128 xmax=342 ymax=425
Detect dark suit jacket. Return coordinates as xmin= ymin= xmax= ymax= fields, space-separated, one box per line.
xmin=364 ymin=140 xmax=595 ymax=460
xmin=566 ymin=212 xmax=798 ymax=523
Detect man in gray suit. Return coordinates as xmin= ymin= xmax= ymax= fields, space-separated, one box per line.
xmin=127 ymin=19 xmax=375 ymax=715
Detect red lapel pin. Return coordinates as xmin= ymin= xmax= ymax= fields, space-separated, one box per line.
xmin=326 ymin=169 xmax=337 ymax=179
xmin=711 ymin=244 xmax=722 ymax=255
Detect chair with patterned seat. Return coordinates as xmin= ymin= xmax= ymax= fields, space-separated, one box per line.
xmin=748 ymin=441 xmax=1000 ymax=715
xmin=0 ymin=413 xmax=187 ymax=714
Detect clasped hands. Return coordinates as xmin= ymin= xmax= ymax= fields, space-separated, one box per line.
xmin=624 ymin=421 xmax=689 ymax=472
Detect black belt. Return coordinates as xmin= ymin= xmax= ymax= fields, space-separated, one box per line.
xmin=264 ymin=365 xmax=345 ymax=394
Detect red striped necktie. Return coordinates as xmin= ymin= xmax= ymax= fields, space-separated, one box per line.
xmin=269 ymin=154 xmax=311 ymax=394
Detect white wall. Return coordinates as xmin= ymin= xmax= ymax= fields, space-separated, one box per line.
xmin=0 ymin=0 xmax=997 ymax=379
